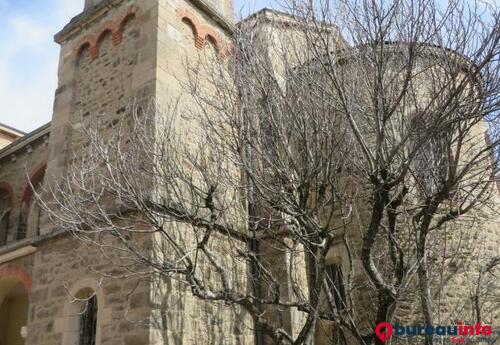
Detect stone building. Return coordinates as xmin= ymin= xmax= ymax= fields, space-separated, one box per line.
xmin=0 ymin=1 xmax=248 ymax=344
xmin=0 ymin=1 xmax=498 ymax=345
xmin=0 ymin=124 xmax=24 ymax=151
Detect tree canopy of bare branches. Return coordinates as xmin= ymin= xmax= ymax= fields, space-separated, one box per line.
xmin=40 ymin=0 xmax=499 ymax=344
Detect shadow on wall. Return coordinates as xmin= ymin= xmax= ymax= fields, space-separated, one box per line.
xmin=0 ymin=267 xmax=32 ymax=345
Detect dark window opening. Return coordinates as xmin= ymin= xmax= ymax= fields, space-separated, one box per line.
xmin=80 ymin=295 xmax=98 ymax=345
xmin=327 ymin=264 xmax=346 ymax=311
xmin=412 ymin=132 xmax=448 ymax=198
xmin=0 ymin=211 xmax=10 ymax=246
xmin=36 ymin=206 xmax=42 ymax=236
xmin=17 ymin=211 xmax=27 ymax=240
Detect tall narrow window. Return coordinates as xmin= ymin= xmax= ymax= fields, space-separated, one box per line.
xmin=0 ymin=188 xmax=11 ymax=246
xmin=80 ymin=295 xmax=98 ymax=345
xmin=36 ymin=205 xmax=43 ymax=236
xmin=17 ymin=210 xmax=27 ymax=240
xmin=326 ymin=264 xmax=346 ymax=310
xmin=0 ymin=211 xmax=10 ymax=246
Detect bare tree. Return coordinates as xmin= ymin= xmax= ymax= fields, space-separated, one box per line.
xmin=40 ymin=0 xmax=499 ymax=344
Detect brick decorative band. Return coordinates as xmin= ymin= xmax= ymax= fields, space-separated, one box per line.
xmin=75 ymin=5 xmax=140 ymax=59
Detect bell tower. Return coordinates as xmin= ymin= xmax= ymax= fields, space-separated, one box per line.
xmin=46 ymin=0 xmax=234 ymax=183
xmin=45 ymin=0 xmax=153 ymax=186
xmin=43 ymin=0 xmax=252 ymax=344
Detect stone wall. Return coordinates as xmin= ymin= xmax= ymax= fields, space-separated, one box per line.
xmin=20 ymin=234 xmax=149 ymax=345
xmin=0 ymin=132 xmax=49 ymax=245
xmin=46 ymin=0 xmax=158 ymax=192
xmin=151 ymin=3 xmax=256 ymax=342
xmin=30 ymin=1 xmax=254 ymax=345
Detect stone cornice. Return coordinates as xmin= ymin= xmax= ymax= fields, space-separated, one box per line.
xmin=189 ymin=0 xmax=235 ymax=34
xmin=0 ymin=245 xmax=37 ymax=265
xmin=54 ymin=0 xmax=125 ymax=44
xmin=0 ymin=230 xmax=68 ymax=259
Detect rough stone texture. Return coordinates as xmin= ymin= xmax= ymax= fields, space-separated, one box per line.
xmin=0 ymin=1 xmax=253 ymax=345
xmin=24 ymin=235 xmax=150 ymax=345
xmin=0 ymin=132 xmax=49 ymax=244
xmin=0 ymin=1 xmax=499 ymax=345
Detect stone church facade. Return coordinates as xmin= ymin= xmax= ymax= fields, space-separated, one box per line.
xmin=0 ymin=1 xmax=499 ymax=345
xmin=0 ymin=1 xmax=255 ymax=344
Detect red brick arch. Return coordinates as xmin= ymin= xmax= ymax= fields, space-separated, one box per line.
xmin=203 ymin=33 xmax=220 ymax=52
xmin=0 ymin=265 xmax=32 ymax=294
xmin=0 ymin=182 xmax=15 ymax=207
xmin=177 ymin=9 xmax=204 ymax=49
xmin=76 ymin=35 xmax=97 ymax=59
xmin=75 ymin=5 xmax=140 ymax=58
xmin=21 ymin=163 xmax=47 ymax=206
xmin=181 ymin=17 xmax=200 ymax=45
xmin=95 ymin=27 xmax=115 ymax=55
xmin=113 ymin=10 xmax=138 ymax=46
xmin=176 ymin=8 xmax=229 ymax=58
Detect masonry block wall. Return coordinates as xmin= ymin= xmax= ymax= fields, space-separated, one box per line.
xmin=152 ymin=1 xmax=254 ymax=343
xmin=28 ymin=1 xmax=254 ymax=344
xmin=46 ymin=0 xmax=158 ymax=190
xmin=3 ymin=1 xmax=498 ymax=345
xmin=19 ymin=1 xmax=160 ymax=344
xmin=26 ymin=237 xmax=152 ymax=345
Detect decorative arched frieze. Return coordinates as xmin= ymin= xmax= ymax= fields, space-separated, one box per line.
xmin=218 ymin=43 xmax=235 ymax=59
xmin=177 ymin=8 xmax=204 ymax=48
xmin=95 ymin=28 xmax=114 ymax=56
xmin=75 ymin=5 xmax=140 ymax=59
xmin=113 ymin=8 xmax=139 ymax=46
xmin=181 ymin=17 xmax=200 ymax=46
xmin=202 ymin=31 xmax=220 ymax=52
xmin=76 ymin=35 xmax=98 ymax=59
xmin=176 ymin=8 xmax=225 ymax=54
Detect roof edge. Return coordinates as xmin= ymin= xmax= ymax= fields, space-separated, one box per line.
xmin=189 ymin=0 xmax=235 ymax=34
xmin=0 ymin=123 xmax=26 ymax=137
xmin=0 ymin=123 xmax=51 ymax=160
xmin=54 ymin=0 xmax=126 ymax=44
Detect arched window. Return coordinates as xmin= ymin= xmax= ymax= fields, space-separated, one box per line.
xmin=80 ymin=294 xmax=98 ymax=345
xmin=0 ymin=266 xmax=31 ymax=345
xmin=19 ymin=164 xmax=46 ymax=240
xmin=326 ymin=263 xmax=346 ymax=310
xmin=27 ymin=182 xmax=44 ymax=237
xmin=325 ymin=244 xmax=350 ymax=312
xmin=61 ymin=281 xmax=103 ymax=345
xmin=17 ymin=207 xmax=28 ymax=240
xmin=0 ymin=185 xmax=12 ymax=246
